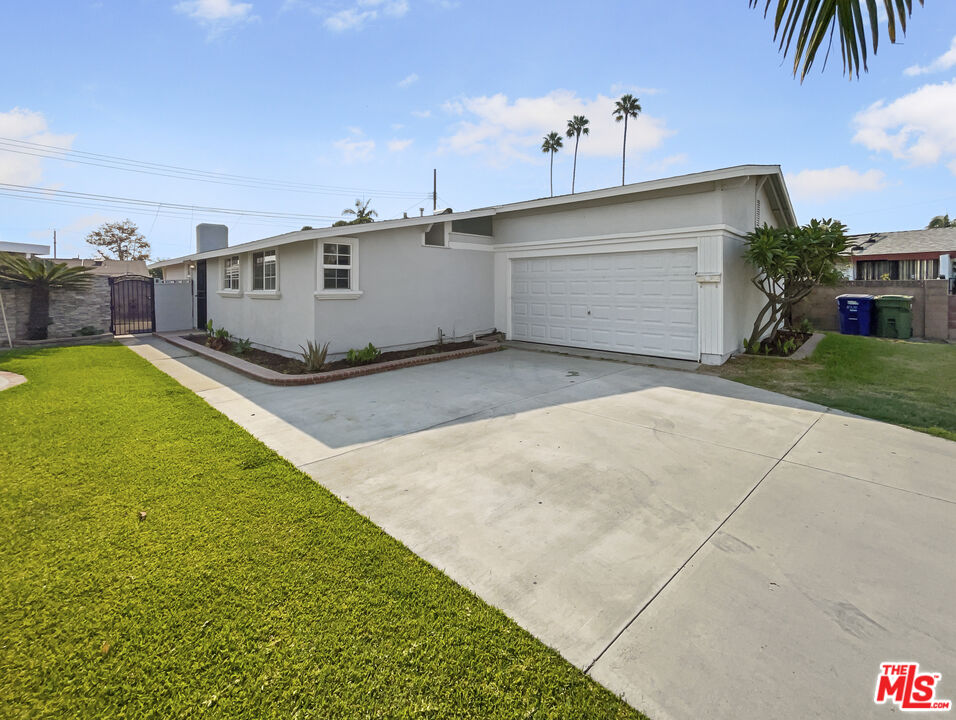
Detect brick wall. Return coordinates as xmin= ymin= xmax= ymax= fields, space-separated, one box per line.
xmin=1 ymin=276 xmax=112 ymax=341
xmin=792 ymin=279 xmax=949 ymax=340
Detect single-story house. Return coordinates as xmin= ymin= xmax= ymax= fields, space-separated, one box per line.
xmin=149 ymin=164 xmax=796 ymax=366
xmin=847 ymin=228 xmax=956 ymax=281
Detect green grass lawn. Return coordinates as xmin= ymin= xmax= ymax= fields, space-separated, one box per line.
xmin=702 ymin=333 xmax=956 ymax=441
xmin=0 ymin=345 xmax=645 ymax=720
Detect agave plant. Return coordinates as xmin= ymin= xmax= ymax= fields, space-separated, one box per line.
xmin=0 ymin=253 xmax=94 ymax=340
xmin=299 ymin=339 xmax=331 ymax=372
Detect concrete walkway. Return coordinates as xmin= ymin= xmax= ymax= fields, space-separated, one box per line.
xmin=124 ymin=336 xmax=956 ymax=720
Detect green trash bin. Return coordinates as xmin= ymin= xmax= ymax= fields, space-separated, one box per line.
xmin=874 ymin=295 xmax=914 ymax=339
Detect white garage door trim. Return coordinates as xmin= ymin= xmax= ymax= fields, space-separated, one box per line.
xmin=510 ymin=248 xmax=699 ymax=360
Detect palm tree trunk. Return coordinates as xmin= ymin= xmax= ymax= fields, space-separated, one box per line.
xmin=27 ymin=283 xmax=50 ymax=340
xmin=622 ymin=117 xmax=628 ymax=186
xmin=549 ymin=151 xmax=554 ymax=197
xmin=572 ymin=136 xmax=579 ymax=194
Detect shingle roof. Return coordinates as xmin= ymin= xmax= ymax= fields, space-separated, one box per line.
xmin=849 ymin=228 xmax=956 ymax=256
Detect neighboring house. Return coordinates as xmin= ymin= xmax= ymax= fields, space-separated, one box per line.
xmin=53 ymin=258 xmax=151 ymax=277
xmin=149 ymin=164 xmax=796 ymax=366
xmin=0 ymin=241 xmax=49 ymax=257
xmin=847 ymin=228 xmax=956 ymax=281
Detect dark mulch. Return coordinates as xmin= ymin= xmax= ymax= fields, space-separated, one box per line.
xmin=183 ymin=335 xmax=480 ymax=375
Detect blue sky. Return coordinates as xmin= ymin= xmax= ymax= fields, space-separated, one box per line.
xmin=2 ymin=0 xmax=956 ymax=260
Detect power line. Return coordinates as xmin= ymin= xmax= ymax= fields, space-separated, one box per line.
xmin=0 ymin=183 xmax=344 ymax=224
xmin=0 ymin=136 xmax=430 ymax=200
xmin=0 ymin=190 xmax=299 ymax=230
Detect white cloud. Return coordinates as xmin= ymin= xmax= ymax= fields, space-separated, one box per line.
xmin=398 ymin=72 xmax=419 ymax=88
xmin=853 ymin=79 xmax=956 ymax=172
xmin=0 ymin=107 xmax=75 ymax=185
xmin=785 ymin=166 xmax=887 ymax=200
xmin=333 ymin=128 xmax=375 ymax=162
xmin=609 ymin=82 xmax=662 ymax=97
xmin=174 ymin=0 xmax=256 ymax=35
xmin=411 ymin=109 xmax=431 ymax=118
xmin=387 ymin=138 xmax=413 ymax=152
xmin=904 ymin=35 xmax=956 ymax=76
xmin=324 ymin=0 xmax=408 ymax=31
xmin=438 ymin=89 xmax=674 ymax=165
xmin=645 ymin=153 xmax=688 ymax=174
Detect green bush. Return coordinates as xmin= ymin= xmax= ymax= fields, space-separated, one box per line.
xmin=72 ymin=326 xmax=103 ymax=337
xmin=231 ymin=338 xmax=252 ymax=356
xmin=346 ymin=342 xmax=381 ymax=366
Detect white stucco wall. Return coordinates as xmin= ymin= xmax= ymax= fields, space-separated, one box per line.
xmin=720 ymin=179 xmax=791 ymax=355
xmin=200 ymin=227 xmax=494 ymax=357
xmin=205 ymin=240 xmax=316 ymax=355
xmin=314 ymin=227 xmax=495 ymax=354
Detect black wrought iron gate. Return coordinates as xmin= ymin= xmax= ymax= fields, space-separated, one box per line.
xmin=110 ymin=275 xmax=155 ymax=335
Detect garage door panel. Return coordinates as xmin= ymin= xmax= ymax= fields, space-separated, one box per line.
xmin=511 ymin=248 xmax=699 ymax=361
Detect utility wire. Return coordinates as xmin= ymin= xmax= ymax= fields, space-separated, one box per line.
xmin=0 ymin=136 xmax=429 ymax=200
xmin=0 ymin=183 xmax=340 ymax=221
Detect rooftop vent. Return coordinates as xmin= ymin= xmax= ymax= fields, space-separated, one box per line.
xmin=433 ymin=207 xmax=453 ymax=215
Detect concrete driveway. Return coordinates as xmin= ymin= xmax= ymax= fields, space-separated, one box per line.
xmin=127 ymin=337 xmax=956 ymax=720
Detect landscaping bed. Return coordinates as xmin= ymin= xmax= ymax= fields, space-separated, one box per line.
xmin=183 ymin=334 xmax=481 ymax=374
xmin=0 ymin=345 xmax=646 ymax=719
xmin=165 ymin=333 xmax=500 ymax=385
xmin=744 ymin=330 xmax=812 ymax=357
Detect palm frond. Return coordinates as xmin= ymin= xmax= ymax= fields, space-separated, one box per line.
xmin=0 ymin=253 xmax=94 ymax=289
xmin=751 ymin=0 xmax=922 ymax=81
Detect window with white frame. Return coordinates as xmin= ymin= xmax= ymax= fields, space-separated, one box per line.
xmin=322 ymin=242 xmax=352 ymax=290
xmin=223 ymin=255 xmax=240 ymax=290
xmin=252 ymin=249 xmax=277 ymax=291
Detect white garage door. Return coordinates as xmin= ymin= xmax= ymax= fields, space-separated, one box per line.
xmin=510 ymin=249 xmax=699 ymax=360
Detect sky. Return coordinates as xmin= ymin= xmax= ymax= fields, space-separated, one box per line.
xmin=2 ymin=0 xmax=956 ymax=260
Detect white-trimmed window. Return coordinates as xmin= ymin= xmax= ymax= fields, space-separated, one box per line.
xmin=252 ymin=249 xmax=277 ymax=291
xmin=323 ymin=242 xmax=352 ymax=290
xmin=223 ymin=255 xmax=240 ymax=290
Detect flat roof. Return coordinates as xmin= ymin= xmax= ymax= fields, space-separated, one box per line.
xmin=0 ymin=241 xmax=50 ymax=255
xmin=151 ymin=164 xmax=794 ymax=268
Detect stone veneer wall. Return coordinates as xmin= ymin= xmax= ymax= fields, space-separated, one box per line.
xmin=1 ymin=276 xmax=112 ymax=342
xmin=792 ymin=279 xmax=949 ymax=340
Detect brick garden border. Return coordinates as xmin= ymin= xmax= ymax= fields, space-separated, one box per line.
xmin=156 ymin=332 xmax=503 ymax=386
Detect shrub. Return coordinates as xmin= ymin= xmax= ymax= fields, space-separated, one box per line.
xmin=299 ymin=340 xmax=330 ymax=372
xmin=346 ymin=343 xmax=381 ymax=366
xmin=72 ymin=326 xmax=103 ymax=337
xmin=231 ymin=338 xmax=252 ymax=356
xmin=207 ymin=326 xmax=230 ymax=351
xmin=796 ymin=317 xmax=813 ymax=334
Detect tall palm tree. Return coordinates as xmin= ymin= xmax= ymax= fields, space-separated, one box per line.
xmin=612 ymin=94 xmax=642 ymax=186
xmin=541 ymin=131 xmax=563 ymax=197
xmin=751 ymin=0 xmax=923 ymax=81
xmin=341 ymin=198 xmax=378 ymax=225
xmin=565 ymin=115 xmax=590 ymax=194
xmin=927 ymin=214 xmax=953 ymax=229
xmin=0 ymin=253 xmax=93 ymax=340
